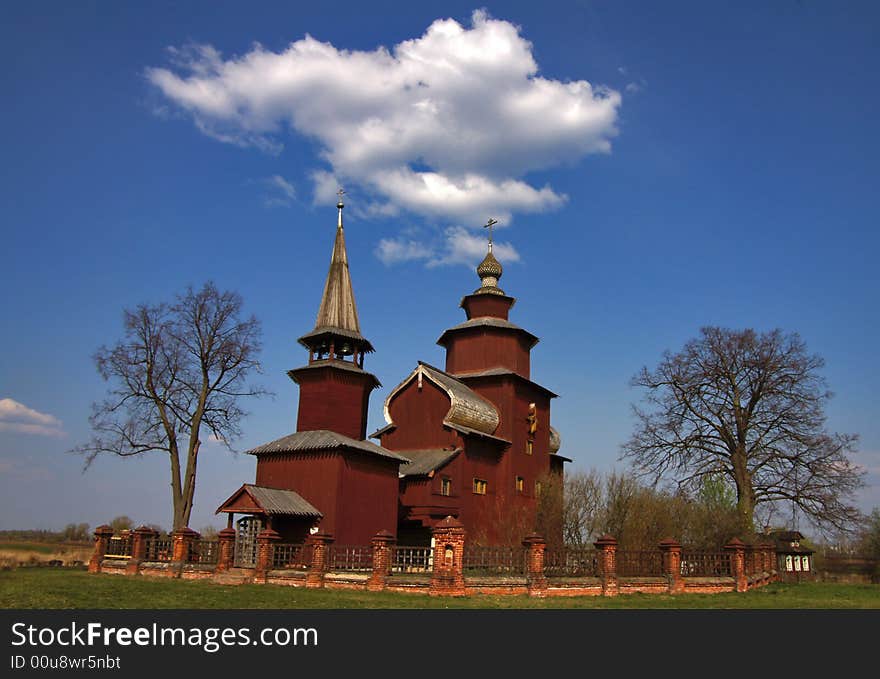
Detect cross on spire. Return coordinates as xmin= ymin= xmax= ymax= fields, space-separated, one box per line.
xmin=484 ymin=218 xmax=498 ymax=252
xmin=337 ymin=187 xmax=345 ymax=228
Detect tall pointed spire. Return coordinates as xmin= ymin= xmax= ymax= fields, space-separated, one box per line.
xmin=298 ymin=192 xmax=374 ymax=355
xmin=314 ymin=192 xmax=361 ymax=333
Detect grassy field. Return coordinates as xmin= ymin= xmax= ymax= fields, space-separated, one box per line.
xmin=1 ymin=568 xmax=878 ymax=608
xmin=0 ymin=541 xmax=92 ymax=569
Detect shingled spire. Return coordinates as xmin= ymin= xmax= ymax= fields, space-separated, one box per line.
xmin=314 ymin=197 xmax=361 ymax=333
xmin=298 ymin=194 xmax=374 ymax=355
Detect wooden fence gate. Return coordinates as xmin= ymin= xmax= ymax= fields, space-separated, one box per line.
xmin=233 ymin=516 xmax=263 ymax=568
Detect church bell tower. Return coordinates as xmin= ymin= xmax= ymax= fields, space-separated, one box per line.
xmin=287 ymin=193 xmax=380 ymax=440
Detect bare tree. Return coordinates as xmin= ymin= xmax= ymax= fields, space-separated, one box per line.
xmin=622 ymin=327 xmax=864 ymax=536
xmin=73 ymin=282 xmax=266 ymax=530
xmin=109 ymin=515 xmax=133 ymax=532
xmin=559 ymin=469 xmax=605 ymax=547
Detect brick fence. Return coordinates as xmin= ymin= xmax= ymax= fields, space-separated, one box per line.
xmin=89 ymin=517 xmax=778 ymax=597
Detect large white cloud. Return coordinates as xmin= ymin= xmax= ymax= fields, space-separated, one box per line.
xmin=147 ymin=9 xmax=620 ymax=258
xmin=0 ymin=398 xmax=65 ymax=437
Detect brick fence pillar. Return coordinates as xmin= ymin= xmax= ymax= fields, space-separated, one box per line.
xmin=770 ymin=542 xmax=780 ymax=581
xmin=367 ymin=530 xmax=396 ymax=592
xmin=725 ymin=538 xmax=748 ymax=592
xmin=659 ymin=538 xmax=684 ymax=594
xmin=169 ymin=527 xmax=200 ymax=578
xmin=126 ymin=526 xmax=157 ymax=575
xmin=430 ymin=516 xmax=467 ymax=596
xmin=522 ymin=533 xmax=547 ymax=598
xmin=88 ymin=525 xmax=115 ymax=573
xmin=215 ymin=527 xmax=236 ymax=573
xmin=306 ymin=532 xmax=334 ymax=589
xmin=762 ymin=541 xmax=777 ymax=581
xmin=254 ymin=528 xmax=281 ymax=583
xmin=594 ymin=535 xmax=619 ymax=597
xmin=745 ymin=543 xmax=759 ymax=579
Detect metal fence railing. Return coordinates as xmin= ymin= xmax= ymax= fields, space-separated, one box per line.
xmin=273 ymin=543 xmax=312 ymax=570
xmin=680 ymin=551 xmax=732 ymax=577
xmin=462 ymin=545 xmax=527 ymax=576
xmin=391 ymin=546 xmax=433 ymax=573
xmin=544 ymin=547 xmax=598 ymax=577
xmin=144 ymin=537 xmax=173 ymax=562
xmin=105 ymin=535 xmax=132 ymax=559
xmin=189 ymin=540 xmax=220 ymax=565
xmin=325 ymin=545 xmax=373 ymax=572
xmin=616 ymin=550 xmax=664 ymax=577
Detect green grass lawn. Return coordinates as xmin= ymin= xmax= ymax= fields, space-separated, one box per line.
xmin=2 ymin=568 xmax=879 ymax=608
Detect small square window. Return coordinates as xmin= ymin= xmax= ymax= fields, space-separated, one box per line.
xmin=472 ymin=478 xmax=488 ymax=495
xmin=440 ymin=478 xmax=452 ymax=496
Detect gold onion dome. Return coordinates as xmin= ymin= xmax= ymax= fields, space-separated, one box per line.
xmin=474 ymin=249 xmax=505 ymax=295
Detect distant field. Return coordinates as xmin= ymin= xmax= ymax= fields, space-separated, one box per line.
xmin=1 ymin=569 xmax=878 ymax=609
xmin=0 ymin=541 xmax=92 ymax=568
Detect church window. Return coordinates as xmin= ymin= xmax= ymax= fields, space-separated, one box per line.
xmin=441 ymin=477 xmax=452 ymax=496
xmin=515 ymin=476 xmax=524 ymax=493
xmin=526 ymin=440 xmax=533 ymax=455
xmin=472 ymin=478 xmax=488 ymax=495
xmin=535 ymin=481 xmax=542 ymax=497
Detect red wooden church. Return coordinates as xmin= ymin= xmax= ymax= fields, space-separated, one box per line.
xmin=217 ymin=198 xmax=568 ymax=557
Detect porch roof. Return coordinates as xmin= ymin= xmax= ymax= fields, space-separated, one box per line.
xmin=216 ymin=484 xmax=323 ymax=518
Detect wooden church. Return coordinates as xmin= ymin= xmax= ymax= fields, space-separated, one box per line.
xmin=217 ymin=197 xmax=568 ymax=552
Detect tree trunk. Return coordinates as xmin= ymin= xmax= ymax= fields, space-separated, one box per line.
xmin=169 ymin=441 xmax=185 ymax=531
xmin=731 ymin=447 xmax=755 ymax=537
xmin=179 ymin=439 xmax=200 ymax=530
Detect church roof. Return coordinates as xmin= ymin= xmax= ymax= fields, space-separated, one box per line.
xmin=382 ymin=362 xmax=500 ymax=437
xmin=216 ymin=484 xmax=323 ymax=518
xmin=299 ymin=199 xmax=373 ymax=351
xmin=287 ymin=359 xmax=381 ymax=388
xmin=452 ymin=366 xmax=558 ymax=398
xmin=474 ymin=249 xmax=505 ymax=295
xmin=549 ymin=426 xmax=562 ymax=454
xmin=397 ymin=448 xmax=461 ymax=478
xmin=297 ymin=326 xmax=374 ymax=352
xmin=436 ymin=317 xmax=539 ymax=348
xmin=244 ymin=429 xmax=410 ymax=463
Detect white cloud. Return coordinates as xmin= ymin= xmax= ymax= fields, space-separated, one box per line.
xmin=310 ymin=169 xmax=341 ymax=206
xmin=147 ymin=9 xmax=620 ymax=227
xmin=0 ymin=398 xmax=65 ymax=438
xmin=261 ymin=174 xmax=296 ymax=207
xmin=375 ymin=226 xmax=520 ymax=268
xmin=375 ymin=237 xmax=433 ymax=265
xmin=430 ymin=226 xmax=520 ymax=267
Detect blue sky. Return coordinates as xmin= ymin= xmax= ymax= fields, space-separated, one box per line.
xmin=1 ymin=1 xmax=878 ymax=534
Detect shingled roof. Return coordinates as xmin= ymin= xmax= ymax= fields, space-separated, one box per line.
xmin=297 ymin=201 xmax=374 ymax=352
xmin=382 ymin=362 xmax=501 ymax=437
xmin=244 ymin=429 xmax=410 ymax=463
xmin=216 ymin=484 xmax=323 ymax=518
xmin=436 ymin=317 xmax=538 ymax=349
xmin=452 ymin=366 xmax=558 ymax=398
xmin=398 ymin=448 xmax=461 ymax=478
